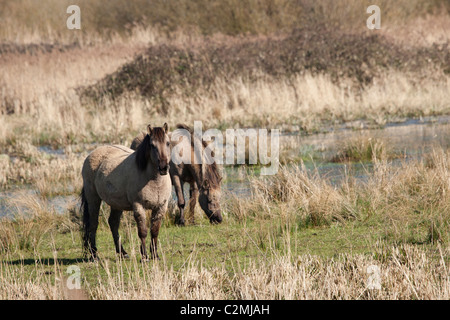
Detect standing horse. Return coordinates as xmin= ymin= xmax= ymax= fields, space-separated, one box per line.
xmin=81 ymin=123 xmax=171 ymax=260
xmin=131 ymin=124 xmax=223 ymax=226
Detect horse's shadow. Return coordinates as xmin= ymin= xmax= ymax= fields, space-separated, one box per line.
xmin=4 ymin=257 xmax=84 ymax=266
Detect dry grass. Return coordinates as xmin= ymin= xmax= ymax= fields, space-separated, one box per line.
xmin=1 ymin=242 xmax=449 ymax=299
xmin=228 ymin=148 xmax=450 ymax=241
xmin=0 ymin=141 xmax=86 ymax=196
xmin=330 ymin=136 xmax=391 ymax=162
xmin=160 ymin=71 xmax=450 ymax=130
xmin=0 ymin=192 xmax=77 ymax=253
xmin=226 ymin=163 xmax=356 ymax=224
xmin=1 ymin=0 xmax=448 ymax=42
xmin=367 ymin=150 xmax=450 ymax=243
xmin=381 ymin=15 xmax=450 ymax=47
xmin=81 ymin=244 xmax=450 ymax=299
xmin=1 ymin=69 xmax=449 ymax=147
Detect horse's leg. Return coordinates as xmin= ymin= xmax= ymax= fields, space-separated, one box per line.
xmin=85 ymin=191 xmax=101 ymax=260
xmin=150 ymin=207 xmax=166 ymax=260
xmin=109 ymin=208 xmax=128 ymax=258
xmin=133 ymin=203 xmax=148 ymax=261
xmin=188 ymin=181 xmax=199 ymax=225
xmin=81 ymin=183 xmax=102 ymax=260
xmin=172 ymin=175 xmax=186 ymax=225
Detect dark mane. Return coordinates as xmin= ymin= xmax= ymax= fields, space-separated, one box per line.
xmin=176 ymin=123 xmax=222 ymax=189
xmin=175 ymin=123 xmax=209 ymax=150
xmin=135 ymin=127 xmax=166 ymax=171
xmin=135 ymin=134 xmax=151 ymax=171
xmin=204 ymin=161 xmax=222 ymax=189
xmin=176 ymin=123 xmax=192 ymax=131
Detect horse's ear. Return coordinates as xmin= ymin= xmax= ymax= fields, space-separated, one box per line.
xmin=147 ymin=124 xmax=152 ymax=135
xmin=163 ymin=123 xmax=169 ymax=134
xmin=202 ymin=179 xmax=210 ymax=189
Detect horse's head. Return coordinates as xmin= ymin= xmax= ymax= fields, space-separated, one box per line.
xmin=148 ymin=123 xmax=171 ymax=175
xmin=136 ymin=123 xmax=171 ymax=175
xmin=198 ymin=179 xmax=223 ymax=224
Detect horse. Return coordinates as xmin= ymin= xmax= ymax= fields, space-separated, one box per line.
xmin=80 ymin=123 xmax=172 ymax=260
xmin=131 ymin=123 xmax=223 ymax=226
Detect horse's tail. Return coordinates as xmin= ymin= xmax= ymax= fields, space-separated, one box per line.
xmin=80 ymin=187 xmax=90 ymax=256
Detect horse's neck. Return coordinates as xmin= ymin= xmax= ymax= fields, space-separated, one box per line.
xmin=189 ymin=163 xmax=205 ymax=186
xmin=188 ymin=139 xmax=206 ymax=186
xmin=143 ymin=161 xmax=160 ymax=181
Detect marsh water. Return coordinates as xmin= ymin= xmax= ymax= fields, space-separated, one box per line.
xmin=280 ymin=116 xmax=450 ymax=185
xmin=224 ymin=116 xmax=450 ymax=193
xmin=1 ymin=116 xmax=449 ymax=218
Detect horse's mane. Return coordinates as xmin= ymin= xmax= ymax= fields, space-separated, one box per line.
xmin=135 ymin=127 xmax=166 ymax=171
xmin=203 ymin=161 xmax=222 ymax=189
xmin=176 ymin=123 xmax=222 ymax=188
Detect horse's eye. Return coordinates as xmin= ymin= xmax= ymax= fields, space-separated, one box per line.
xmin=166 ymin=142 xmax=170 ymax=147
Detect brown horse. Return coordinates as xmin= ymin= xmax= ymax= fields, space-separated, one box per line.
xmin=81 ymin=123 xmax=171 ymax=260
xmin=131 ymin=124 xmax=223 ymax=226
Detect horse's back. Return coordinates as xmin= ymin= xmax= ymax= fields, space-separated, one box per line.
xmin=84 ymin=144 xmax=132 ymax=166
xmin=82 ymin=145 xmax=134 ymax=182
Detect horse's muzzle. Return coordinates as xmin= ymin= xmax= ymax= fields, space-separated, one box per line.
xmin=209 ymin=211 xmax=223 ymax=224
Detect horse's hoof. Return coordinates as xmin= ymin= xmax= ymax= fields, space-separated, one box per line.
xmin=150 ymin=253 xmax=161 ymax=260
xmin=88 ymin=257 xmax=99 ymax=263
xmin=84 ymin=255 xmax=98 ymax=263
xmin=119 ymin=253 xmax=130 ymax=260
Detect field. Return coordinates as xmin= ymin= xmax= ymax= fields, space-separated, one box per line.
xmin=1 ymin=0 xmax=450 ymax=300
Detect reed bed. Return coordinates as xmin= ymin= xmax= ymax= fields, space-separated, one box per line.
xmin=227 ymin=148 xmax=450 ymax=242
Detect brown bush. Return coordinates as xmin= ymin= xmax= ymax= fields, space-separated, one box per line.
xmin=82 ymin=24 xmax=449 ymax=109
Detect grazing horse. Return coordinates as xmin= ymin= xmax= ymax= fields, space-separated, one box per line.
xmin=80 ymin=123 xmax=171 ymax=260
xmin=131 ymin=124 xmax=223 ymax=226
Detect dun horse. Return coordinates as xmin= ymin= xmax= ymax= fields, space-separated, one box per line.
xmin=81 ymin=123 xmax=171 ymax=260
xmin=131 ymin=124 xmax=223 ymax=225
